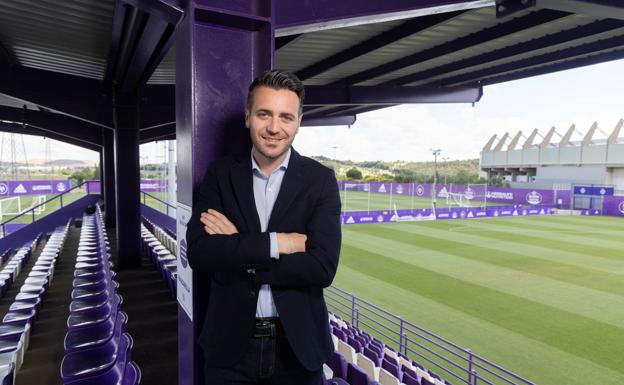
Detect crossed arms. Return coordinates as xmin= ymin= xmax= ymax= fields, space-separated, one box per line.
xmin=186 ymin=163 xmax=341 ymax=288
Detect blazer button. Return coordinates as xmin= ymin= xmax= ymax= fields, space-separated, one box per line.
xmin=249 ymin=291 xmax=256 ymax=298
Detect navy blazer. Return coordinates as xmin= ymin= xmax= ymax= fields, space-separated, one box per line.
xmin=186 ymin=148 xmax=341 ymax=371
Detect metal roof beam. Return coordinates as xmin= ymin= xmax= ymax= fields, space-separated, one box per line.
xmin=508 ymin=131 xmax=523 ymax=150
xmin=104 ymin=0 xmax=181 ymax=93
xmin=302 ymin=115 xmax=357 ymax=127
xmin=559 ymin=124 xmax=576 ymax=147
xmin=275 ymin=34 xmax=302 ymax=50
xmin=478 ymin=45 xmax=624 ymax=87
xmin=305 ymin=85 xmax=483 ymax=106
xmin=494 ymin=132 xmax=509 ymax=151
xmin=0 ymin=105 xmax=103 ymax=149
xmin=582 ymin=122 xmax=598 ymax=146
xmin=540 ymin=127 xmax=556 ymax=148
xmin=333 ymin=9 xmax=569 ymax=86
xmin=295 ymin=10 xmax=465 ymax=81
xmin=483 ymin=134 xmax=498 ymax=151
xmin=537 ymin=0 xmax=624 ymax=21
xmin=523 ymin=128 xmax=538 ymax=149
xmin=0 ymin=122 xmax=100 ymax=152
xmin=0 ymin=65 xmax=113 ymax=128
xmin=275 ymin=0 xmax=491 ymax=36
xmin=440 ymin=34 xmax=624 ymax=86
xmin=139 ymin=121 xmax=175 ymax=143
xmin=390 ymin=18 xmax=624 ymax=86
xmin=608 ymin=119 xmax=623 ymax=144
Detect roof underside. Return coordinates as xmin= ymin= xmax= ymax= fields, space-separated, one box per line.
xmin=1 ymin=0 xmax=624 ymax=146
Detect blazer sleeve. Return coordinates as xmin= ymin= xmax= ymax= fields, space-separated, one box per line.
xmin=254 ymin=169 xmax=341 ymax=288
xmin=186 ymin=162 xmax=271 ymax=272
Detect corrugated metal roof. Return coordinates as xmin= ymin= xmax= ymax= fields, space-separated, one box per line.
xmin=0 ymin=0 xmax=115 ymax=80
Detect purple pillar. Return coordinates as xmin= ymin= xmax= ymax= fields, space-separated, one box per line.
xmin=113 ymin=93 xmax=141 ymax=268
xmin=175 ymin=1 xmax=273 ymax=384
xmin=102 ymin=129 xmax=116 ymax=228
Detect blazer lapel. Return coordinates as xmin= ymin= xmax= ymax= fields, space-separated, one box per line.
xmin=230 ymin=154 xmax=261 ymax=232
xmin=268 ymin=149 xmax=305 ymax=230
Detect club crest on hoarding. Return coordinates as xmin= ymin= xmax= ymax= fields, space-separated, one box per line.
xmin=618 ymin=201 xmax=624 ymax=214
xmin=415 ymin=185 xmax=425 ymax=196
xmin=526 ymin=191 xmax=542 ymax=205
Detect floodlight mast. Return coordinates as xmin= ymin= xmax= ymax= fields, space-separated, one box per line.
xmin=431 ymin=149 xmax=441 ymax=209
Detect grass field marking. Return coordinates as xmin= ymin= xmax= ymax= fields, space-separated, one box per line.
xmin=343 ymin=229 xmax=624 ymax=329
xmin=339 ymin=242 xmax=624 ymax=375
xmin=448 ymin=218 xmax=624 ymax=252
xmin=501 ymin=215 xmax=624 ymax=238
xmin=334 ymin=265 xmax=624 ymax=385
xmin=387 ymin=221 xmax=624 ymax=275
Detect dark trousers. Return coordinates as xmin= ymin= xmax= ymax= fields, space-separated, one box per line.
xmin=204 ymin=332 xmax=322 ymax=385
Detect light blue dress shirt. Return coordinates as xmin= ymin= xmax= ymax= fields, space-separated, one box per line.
xmin=251 ymin=148 xmax=291 ymax=318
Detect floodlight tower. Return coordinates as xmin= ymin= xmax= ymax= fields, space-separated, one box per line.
xmin=0 ymin=133 xmax=31 ymax=181
xmin=331 ymin=145 xmax=339 ymax=175
xmin=431 ymin=149 xmax=441 ymax=208
xmin=442 ymin=157 xmax=450 ymax=185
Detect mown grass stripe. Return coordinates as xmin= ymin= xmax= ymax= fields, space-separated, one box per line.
xmin=338 ymin=243 xmax=624 ymax=375
xmin=349 ymin=221 xmax=624 ymax=297
xmin=504 ymin=216 xmax=624 ymax=239
xmin=333 ymin=265 xmax=624 ymax=385
xmin=460 ymin=218 xmax=624 ymax=255
xmin=343 ymin=228 xmax=624 ymax=328
xmin=374 ymin=220 xmax=624 ymax=274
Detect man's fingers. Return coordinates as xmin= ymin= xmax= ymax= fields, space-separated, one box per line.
xmin=204 ymin=225 xmax=216 ymax=235
xmin=200 ymin=210 xmax=238 ymax=235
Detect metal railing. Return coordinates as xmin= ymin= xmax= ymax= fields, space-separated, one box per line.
xmin=141 ymin=190 xmax=176 ymax=218
xmin=325 ymin=286 xmax=536 ymax=385
xmin=0 ymin=180 xmax=96 ymax=238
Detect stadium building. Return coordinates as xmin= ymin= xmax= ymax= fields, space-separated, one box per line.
xmin=481 ymin=119 xmax=624 ymax=193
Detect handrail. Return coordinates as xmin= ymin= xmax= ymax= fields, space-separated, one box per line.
xmin=141 ymin=190 xmax=176 ymax=217
xmin=325 ymin=286 xmax=536 ymax=385
xmin=0 ymin=181 xmax=89 ymax=228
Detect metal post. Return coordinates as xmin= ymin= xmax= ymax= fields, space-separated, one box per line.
xmin=467 ymin=349 xmax=474 ymax=384
xmin=398 ymin=316 xmax=405 ymax=354
xmin=32 ymin=209 xmax=35 ymax=222
xmin=60 ymin=193 xmax=63 ymax=208
xmin=431 ymin=149 xmax=440 ymax=209
xmin=351 ymin=293 xmax=356 ymax=325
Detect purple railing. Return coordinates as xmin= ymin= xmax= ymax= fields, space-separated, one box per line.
xmin=325 ymin=286 xmax=536 ymax=385
xmin=140 ymin=190 xmax=176 ymax=219
xmin=0 ymin=180 xmax=101 ymax=238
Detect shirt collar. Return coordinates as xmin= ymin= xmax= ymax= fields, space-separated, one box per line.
xmin=251 ymin=148 xmax=291 ymax=175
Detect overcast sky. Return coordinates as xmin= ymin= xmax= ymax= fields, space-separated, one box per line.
xmin=5 ymin=58 xmax=624 ymax=165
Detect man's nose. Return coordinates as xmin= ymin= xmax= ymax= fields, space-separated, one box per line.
xmin=266 ymin=119 xmax=279 ymax=133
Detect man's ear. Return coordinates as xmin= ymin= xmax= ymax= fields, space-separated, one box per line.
xmin=244 ymin=109 xmax=250 ymax=128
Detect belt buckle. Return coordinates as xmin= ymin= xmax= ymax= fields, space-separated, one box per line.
xmin=255 ymin=320 xmax=276 ymax=338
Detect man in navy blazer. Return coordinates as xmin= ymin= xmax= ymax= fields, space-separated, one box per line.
xmin=187 ymin=70 xmax=341 ymax=385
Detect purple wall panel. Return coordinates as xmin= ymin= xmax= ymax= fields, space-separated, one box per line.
xmin=0 ymin=180 xmax=71 ymax=197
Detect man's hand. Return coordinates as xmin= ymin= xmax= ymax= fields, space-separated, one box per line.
xmin=200 ymin=209 xmax=239 ymax=235
xmin=277 ymin=232 xmax=307 ymax=254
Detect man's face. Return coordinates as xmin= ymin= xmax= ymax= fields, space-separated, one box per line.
xmin=245 ymin=86 xmax=302 ymax=162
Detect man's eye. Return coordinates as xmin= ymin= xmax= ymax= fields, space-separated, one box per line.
xmin=257 ymin=112 xmax=268 ymax=118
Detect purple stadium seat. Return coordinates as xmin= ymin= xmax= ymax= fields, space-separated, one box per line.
xmin=403 ymin=372 xmax=420 ymax=385
xmin=65 ymin=312 xmax=127 ymax=353
xmin=364 ymin=346 xmax=381 ymax=367
xmin=347 ymin=363 xmax=370 ymax=385
xmin=329 ymin=379 xmax=350 ymax=385
xmin=348 ymin=336 xmax=363 ymax=353
xmin=327 ymin=351 xmax=348 ymax=380
xmin=381 ymin=359 xmax=402 ymax=382
xmin=123 ymin=361 xmax=141 ymax=385
xmin=420 ymin=377 xmax=434 ymax=385
xmin=402 ymin=364 xmax=417 ymax=379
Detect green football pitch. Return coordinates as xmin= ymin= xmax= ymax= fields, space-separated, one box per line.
xmin=340 ymin=190 xmax=509 ymax=211
xmin=334 ymin=215 xmax=624 ymax=385
xmin=0 ymin=192 xmax=87 ymax=224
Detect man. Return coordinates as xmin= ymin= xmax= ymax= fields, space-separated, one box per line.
xmin=186 ymin=69 xmax=341 ymax=385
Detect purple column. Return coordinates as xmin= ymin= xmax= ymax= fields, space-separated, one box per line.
xmin=113 ymin=93 xmax=141 ymax=268
xmin=176 ymin=1 xmax=273 ymax=384
xmin=102 ymin=129 xmax=116 ymax=228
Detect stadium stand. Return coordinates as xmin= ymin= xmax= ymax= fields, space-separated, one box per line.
xmin=60 ymin=205 xmax=140 ymax=385
xmin=140 ymin=218 xmax=177 ymax=298
xmin=0 ymin=223 xmax=68 ymax=383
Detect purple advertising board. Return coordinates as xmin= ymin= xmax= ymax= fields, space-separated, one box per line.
xmin=341 ymin=205 xmax=556 ymax=225
xmin=603 ymin=196 xmax=624 ymax=217
xmin=139 ymin=179 xmax=168 ymax=192
xmin=0 ymin=180 xmax=71 ymax=197
xmin=338 ymin=181 xmax=568 ymax=206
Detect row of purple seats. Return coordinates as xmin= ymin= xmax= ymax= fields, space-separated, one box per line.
xmin=328 ymin=313 xmax=449 ymax=385
xmin=0 ymin=223 xmax=70 ymax=384
xmin=140 ymin=220 xmax=176 ymax=298
xmin=60 ymin=207 xmax=140 ymax=385
xmin=0 ymin=234 xmax=42 ymax=299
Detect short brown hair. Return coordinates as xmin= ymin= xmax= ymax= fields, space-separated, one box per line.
xmin=247 ymin=69 xmax=305 ymax=115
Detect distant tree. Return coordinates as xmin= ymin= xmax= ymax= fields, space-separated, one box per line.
xmin=346 ymin=167 xmax=363 ymax=180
